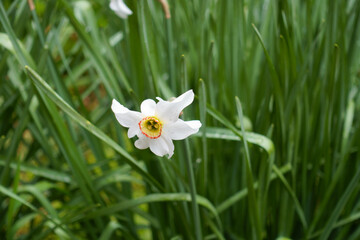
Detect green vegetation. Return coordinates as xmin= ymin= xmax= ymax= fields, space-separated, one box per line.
xmin=1 ymin=0 xmax=360 ymax=239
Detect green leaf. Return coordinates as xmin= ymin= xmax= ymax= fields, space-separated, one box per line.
xmin=235 ymin=97 xmax=261 ymax=240
xmin=319 ymin=166 xmax=360 ymax=240
xmin=0 ymin=158 xmax=72 ymax=183
xmin=25 ymin=65 xmax=163 ymax=192
xmin=85 ymin=193 xmax=221 ymax=227
xmin=206 ymin=103 xmax=275 ymax=155
xmin=216 ymin=163 xmax=292 ymax=214
xmin=99 ymin=221 xmax=125 ymax=240
xmin=0 ymin=32 xmax=36 ymax=68
xmin=195 ymin=127 xmax=275 ymax=154
xmin=0 ymin=185 xmax=73 ymax=238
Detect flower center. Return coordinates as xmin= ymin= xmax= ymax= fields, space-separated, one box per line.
xmin=139 ymin=116 xmax=163 ymax=139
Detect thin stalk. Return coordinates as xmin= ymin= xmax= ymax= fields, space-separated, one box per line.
xmin=235 ymin=97 xmax=262 ymax=239
xmin=165 ymin=18 xmax=176 ymax=92
xmin=0 ymin=96 xmax=31 ymax=186
xmin=199 ymin=79 xmax=208 ymax=194
xmin=180 ymin=55 xmax=188 ymax=92
xmin=0 ymin=2 xmax=28 ymax=67
xmin=184 ymin=140 xmax=202 ymax=240
xmin=139 ymin=0 xmax=159 ymax=96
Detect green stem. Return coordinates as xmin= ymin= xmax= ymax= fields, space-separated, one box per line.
xmin=165 ymin=18 xmax=176 ymax=92
xmin=184 ymin=140 xmax=202 ymax=240
xmin=199 ymin=79 xmax=208 ymax=195
xmin=236 ymin=97 xmax=262 ymax=239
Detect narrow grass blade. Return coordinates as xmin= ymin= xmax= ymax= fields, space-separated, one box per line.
xmin=251 ymin=23 xmax=285 ymax=124
xmin=85 ymin=193 xmax=220 ymax=225
xmin=0 ymin=185 xmax=74 ymax=238
xmin=199 ymin=79 xmax=208 ymax=194
xmin=272 ymin=165 xmax=308 ymax=230
xmin=8 ymin=213 xmax=37 ymax=239
xmin=195 ymin=127 xmax=274 ymax=155
xmin=309 ymin=211 xmax=360 ymax=239
xmin=165 ymin=17 xmax=176 ymax=92
xmin=6 ymin=159 xmax=21 ymax=240
xmin=184 ymin=139 xmax=203 ymax=240
xmin=0 ymin=98 xmax=30 ymax=186
xmin=319 ymin=166 xmax=360 ymax=240
xmin=139 ymin=0 xmax=159 ymax=96
xmin=0 ymin=3 xmax=32 ymax=67
xmin=0 ymin=32 xmax=35 ymax=68
xmin=235 ymin=97 xmax=262 ymax=239
xmin=99 ymin=221 xmax=125 ymax=240
xmin=25 ymin=65 xmax=163 ymax=192
xmin=0 ymin=158 xmax=71 ymax=183
xmin=59 ymin=0 xmax=125 ymax=101
xmin=216 ymin=163 xmax=292 ymax=214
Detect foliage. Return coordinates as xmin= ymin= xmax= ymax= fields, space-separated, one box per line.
xmin=1 ymin=0 xmax=360 ymax=239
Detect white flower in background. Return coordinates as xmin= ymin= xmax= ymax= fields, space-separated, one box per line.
xmin=110 ymin=0 xmax=133 ymax=19
xmin=111 ymin=90 xmax=201 ymax=158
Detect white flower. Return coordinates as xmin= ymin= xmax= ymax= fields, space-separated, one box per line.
xmin=110 ymin=0 xmax=133 ymax=19
xmin=111 ymin=90 xmax=202 ymax=158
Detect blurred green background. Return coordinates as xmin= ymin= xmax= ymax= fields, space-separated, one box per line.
xmin=1 ymin=0 xmax=360 ymax=239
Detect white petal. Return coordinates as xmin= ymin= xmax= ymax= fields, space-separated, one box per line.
xmin=140 ymin=99 xmax=156 ymax=116
xmin=163 ymin=135 xmax=174 ymax=158
xmin=155 ymin=90 xmax=195 ymax=123
xmin=163 ymin=119 xmax=201 ymax=140
xmin=111 ymin=99 xmax=142 ymax=128
xmin=149 ymin=136 xmax=172 ymax=157
xmin=134 ymin=136 xmax=150 ymax=149
xmin=110 ymin=0 xmax=133 ymax=19
xmin=127 ymin=126 xmax=140 ymax=138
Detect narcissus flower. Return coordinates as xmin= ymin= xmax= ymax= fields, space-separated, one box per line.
xmin=110 ymin=0 xmax=133 ymax=19
xmin=111 ymin=90 xmax=201 ymax=158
